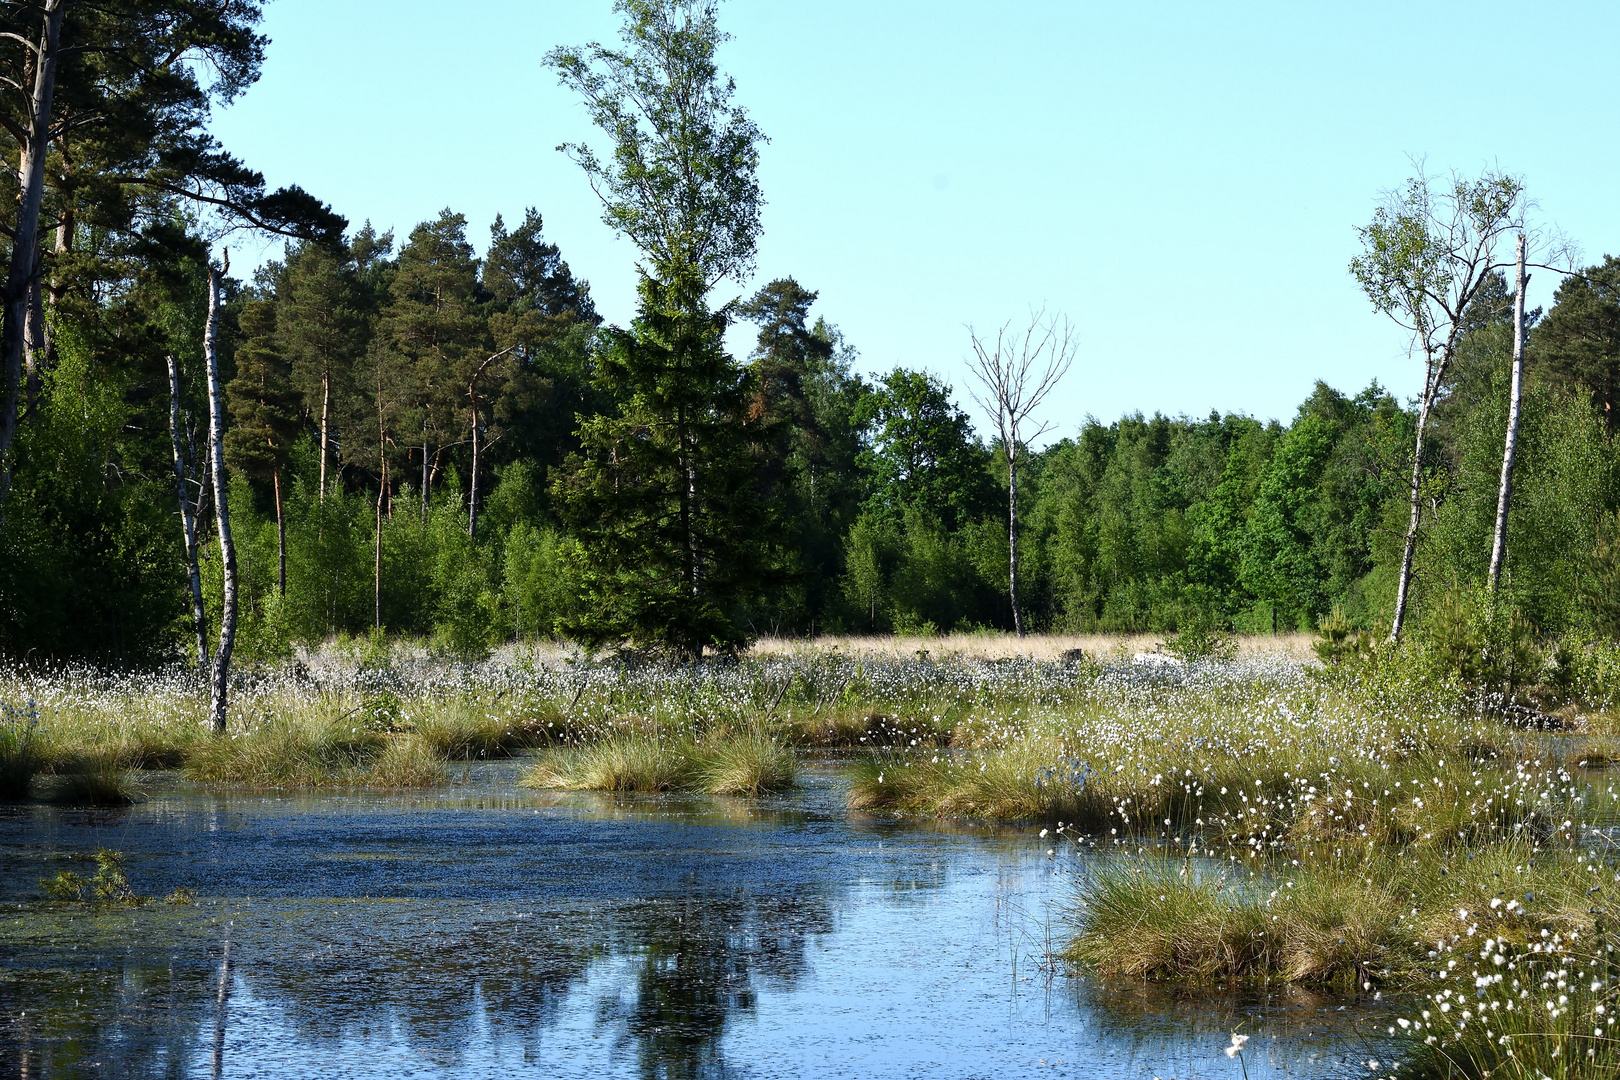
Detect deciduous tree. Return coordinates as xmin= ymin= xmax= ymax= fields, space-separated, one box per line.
xmin=965 ymin=309 xmax=1075 ymax=636
xmin=1351 ymin=165 xmax=1528 ymax=641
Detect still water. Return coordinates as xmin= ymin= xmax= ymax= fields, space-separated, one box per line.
xmin=1 ymin=760 xmax=1391 ymax=1079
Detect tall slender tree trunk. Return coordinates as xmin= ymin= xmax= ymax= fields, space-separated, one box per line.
xmin=1489 ymin=234 xmax=1529 ymax=595
xmin=0 ymin=0 xmax=65 ymax=501
xmin=468 ymin=393 xmax=481 ymax=539
xmin=204 ymin=258 xmax=238 ymax=734
xmin=1390 ymin=391 xmax=1435 ymax=643
xmin=374 ymin=473 xmax=384 ymax=630
xmin=375 ymin=358 xmax=387 ymax=628
xmin=272 ymin=467 xmax=286 ymax=597
xmin=318 ymin=371 xmax=331 ymax=502
xmin=466 ymin=349 xmax=509 ymax=540
xmin=421 ymin=437 xmax=430 ymax=521
xmin=1007 ymin=449 xmax=1024 ymax=637
xmin=168 ymin=355 xmax=210 ymax=674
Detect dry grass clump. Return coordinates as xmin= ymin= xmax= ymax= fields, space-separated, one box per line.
xmin=1064 ymin=862 xmax=1280 ymax=981
xmin=698 ymin=731 xmax=795 ymax=795
xmin=525 ymin=737 xmax=695 ymax=792
xmin=408 ymin=699 xmax=564 ymax=759
xmin=1065 ymin=844 xmax=1607 ymax=993
xmin=183 ymin=720 xmax=448 ymax=788
xmin=1065 ymin=860 xmax=1417 ymax=987
xmin=523 ymin=730 xmax=795 ymax=795
xmin=847 ymin=745 xmax=1103 ymax=820
xmin=751 ymin=631 xmax=1317 ymax=664
xmin=366 ymin=735 xmax=449 ymax=787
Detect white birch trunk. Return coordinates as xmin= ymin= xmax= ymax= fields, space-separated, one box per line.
xmin=204 ymin=259 xmax=238 ymax=734
xmin=1390 ymin=380 xmax=1435 ymax=643
xmin=1489 ymin=234 xmax=1528 ymax=594
xmin=1007 ymin=448 xmax=1023 ymax=637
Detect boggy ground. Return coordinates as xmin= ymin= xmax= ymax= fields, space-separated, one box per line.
xmin=7 ymin=634 xmax=1620 ymax=1077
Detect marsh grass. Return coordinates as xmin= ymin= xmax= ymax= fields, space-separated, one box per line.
xmin=524 ymin=729 xmax=795 ymax=795
xmin=1066 ymin=841 xmax=1607 ymax=992
xmin=0 ymin=699 xmax=40 ymax=798
xmin=698 ymin=731 xmax=795 ymax=795
xmin=181 ymin=720 xmax=448 ymax=788
xmin=40 ymin=749 xmax=142 ymax=805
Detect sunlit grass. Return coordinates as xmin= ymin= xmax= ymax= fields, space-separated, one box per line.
xmin=522 ymin=728 xmax=795 ymax=795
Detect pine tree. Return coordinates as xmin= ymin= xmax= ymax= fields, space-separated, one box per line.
xmin=380 ymin=210 xmax=491 ymax=530
xmin=224 ymin=299 xmax=299 ymax=594
xmin=278 ymin=242 xmax=371 ymax=501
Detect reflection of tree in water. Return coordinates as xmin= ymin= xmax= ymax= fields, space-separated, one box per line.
xmin=233 ymin=901 xmax=601 ymax=1059
xmin=598 ymin=891 xmax=833 ymax=1080
xmin=1 ymin=888 xmax=832 ymax=1078
xmin=0 ymin=946 xmax=217 ymax=1079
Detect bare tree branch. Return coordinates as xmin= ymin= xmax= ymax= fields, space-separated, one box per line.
xmin=965 ymin=307 xmax=1077 ymax=636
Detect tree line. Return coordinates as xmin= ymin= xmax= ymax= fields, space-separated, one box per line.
xmin=1 ymin=0 xmax=1618 ymax=671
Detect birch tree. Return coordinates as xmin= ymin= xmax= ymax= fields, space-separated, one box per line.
xmin=202 ymin=253 xmax=236 ymax=733
xmin=1487 ymin=234 xmax=1528 ymax=594
xmin=1350 ymin=166 xmax=1527 ymax=642
xmin=965 ymin=310 xmax=1076 ymax=636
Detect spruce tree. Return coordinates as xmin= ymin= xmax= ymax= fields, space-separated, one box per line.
xmin=548 ymin=0 xmax=779 ymax=657
xmin=554 ymin=265 xmax=778 ymax=656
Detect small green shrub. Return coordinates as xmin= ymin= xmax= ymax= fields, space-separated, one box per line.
xmin=1164 ymin=619 xmax=1237 ymax=663
xmin=1313 ymin=607 xmax=1375 ymax=667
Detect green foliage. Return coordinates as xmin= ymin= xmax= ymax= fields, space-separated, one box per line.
xmin=1313 ymin=607 xmax=1375 ymax=667
xmin=1427 ymin=376 xmax=1614 ymax=633
xmin=41 ymin=849 xmax=143 ymax=906
xmin=554 ymin=266 xmax=782 ymax=657
xmin=1533 ymin=254 xmax=1620 ymax=434
xmin=856 ymin=367 xmax=995 ymax=533
xmin=502 ymin=522 xmax=584 ymax=639
xmin=1163 ymin=618 xmax=1237 ymax=663
xmin=0 ymin=324 xmax=181 ymax=663
xmin=546 ymin=0 xmax=766 ymax=286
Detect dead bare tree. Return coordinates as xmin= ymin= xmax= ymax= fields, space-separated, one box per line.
xmin=1351 ymin=165 xmax=1528 ymax=642
xmin=965 ymin=309 xmax=1076 ymax=637
xmin=203 ymin=252 xmax=237 ymax=734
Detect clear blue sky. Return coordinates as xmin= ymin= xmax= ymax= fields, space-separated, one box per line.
xmin=209 ymin=0 xmax=1620 ymax=442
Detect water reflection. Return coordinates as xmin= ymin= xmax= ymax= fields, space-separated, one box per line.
xmin=0 ymin=764 xmax=1394 ymax=1079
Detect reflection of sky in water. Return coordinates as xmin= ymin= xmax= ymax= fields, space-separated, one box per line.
xmin=0 ymin=762 xmax=1397 ymax=1078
